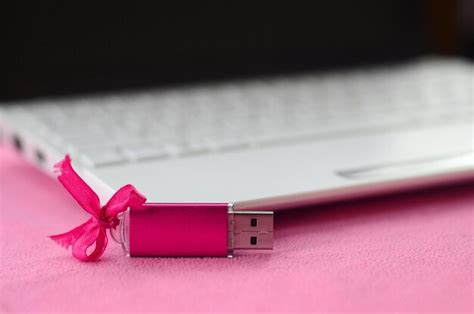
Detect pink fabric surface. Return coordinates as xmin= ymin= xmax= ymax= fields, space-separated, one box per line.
xmin=1 ymin=146 xmax=473 ymax=312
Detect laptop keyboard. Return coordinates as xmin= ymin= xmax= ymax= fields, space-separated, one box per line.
xmin=2 ymin=59 xmax=473 ymax=167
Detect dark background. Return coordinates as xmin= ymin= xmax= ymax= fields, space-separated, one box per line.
xmin=4 ymin=1 xmax=472 ymax=100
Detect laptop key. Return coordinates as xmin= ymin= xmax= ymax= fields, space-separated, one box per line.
xmin=80 ymin=147 xmax=127 ymax=167
xmin=123 ymin=145 xmax=171 ymax=161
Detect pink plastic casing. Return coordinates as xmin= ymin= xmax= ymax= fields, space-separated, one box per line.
xmin=129 ymin=203 xmax=229 ymax=257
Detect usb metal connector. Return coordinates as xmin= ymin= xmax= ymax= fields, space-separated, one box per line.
xmin=227 ymin=204 xmax=273 ymax=256
xmin=118 ymin=203 xmax=274 ymax=257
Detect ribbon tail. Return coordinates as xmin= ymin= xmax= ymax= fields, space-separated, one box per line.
xmin=71 ymin=221 xmax=108 ymax=262
xmin=49 ymin=218 xmax=93 ymax=250
xmin=55 ymin=155 xmax=101 ymax=217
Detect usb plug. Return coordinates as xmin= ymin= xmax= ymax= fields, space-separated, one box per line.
xmin=227 ymin=205 xmax=273 ymax=256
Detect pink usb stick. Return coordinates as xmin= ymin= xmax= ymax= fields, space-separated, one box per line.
xmin=114 ymin=203 xmax=273 ymax=257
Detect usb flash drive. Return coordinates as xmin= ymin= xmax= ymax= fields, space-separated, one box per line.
xmin=112 ymin=203 xmax=273 ymax=257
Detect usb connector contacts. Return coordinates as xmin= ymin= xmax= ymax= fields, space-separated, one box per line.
xmin=119 ymin=203 xmax=273 ymax=257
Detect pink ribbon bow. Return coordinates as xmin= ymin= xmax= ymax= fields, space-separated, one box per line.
xmin=49 ymin=155 xmax=146 ymax=261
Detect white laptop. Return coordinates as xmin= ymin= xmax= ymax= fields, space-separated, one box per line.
xmin=2 ymin=2 xmax=474 ymax=210
xmin=1 ymin=57 xmax=473 ymax=210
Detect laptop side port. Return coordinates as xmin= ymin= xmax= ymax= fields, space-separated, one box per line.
xmin=35 ymin=149 xmax=46 ymax=164
xmin=12 ymin=134 xmax=23 ymax=152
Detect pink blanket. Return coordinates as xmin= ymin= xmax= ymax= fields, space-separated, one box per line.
xmin=1 ymin=147 xmax=472 ymax=312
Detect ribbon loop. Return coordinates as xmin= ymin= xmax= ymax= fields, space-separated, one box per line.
xmin=49 ymin=155 xmax=146 ymax=261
